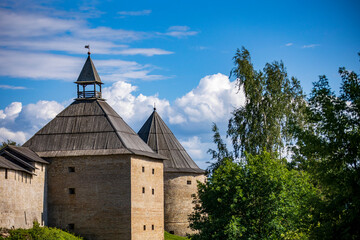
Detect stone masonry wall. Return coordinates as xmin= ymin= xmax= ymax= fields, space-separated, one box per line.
xmin=46 ymin=155 xmax=131 ymax=240
xmin=164 ymin=172 xmax=206 ymax=237
xmin=131 ymin=156 xmax=164 ymax=240
xmin=0 ymin=163 xmax=46 ymax=229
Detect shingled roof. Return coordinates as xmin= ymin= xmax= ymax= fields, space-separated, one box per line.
xmin=0 ymin=145 xmax=48 ymax=174
xmin=75 ymin=55 xmax=102 ymax=84
xmin=23 ymin=54 xmax=164 ymax=160
xmin=23 ymin=99 xmax=164 ymax=159
xmin=138 ymin=109 xmax=205 ymax=174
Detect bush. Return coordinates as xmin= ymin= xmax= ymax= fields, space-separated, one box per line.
xmin=2 ymin=222 xmax=82 ymax=240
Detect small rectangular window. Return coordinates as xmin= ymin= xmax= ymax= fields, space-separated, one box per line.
xmin=142 ymin=166 xmax=145 ymax=172
xmin=69 ymin=188 xmax=75 ymax=194
xmin=143 ymin=225 xmax=146 ymax=231
xmin=187 ymin=180 xmax=192 ymax=185
xmin=68 ymin=167 xmax=75 ymax=172
xmin=5 ymin=169 xmax=8 ymax=179
xmin=170 ymin=231 xmax=174 ymax=234
xmin=68 ymin=224 xmax=74 ymax=230
xmin=152 ymin=224 xmax=154 ymax=230
xmin=152 ymin=188 xmax=154 ymax=195
xmin=142 ymin=187 xmax=145 ymax=194
xmin=152 ymin=168 xmax=154 ymax=174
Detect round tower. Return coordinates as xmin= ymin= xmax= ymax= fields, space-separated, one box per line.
xmin=138 ymin=108 xmax=206 ymax=237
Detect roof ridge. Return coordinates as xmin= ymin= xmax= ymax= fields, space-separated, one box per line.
xmin=95 ymin=100 xmax=132 ymax=153
xmin=138 ymin=109 xmax=204 ymax=172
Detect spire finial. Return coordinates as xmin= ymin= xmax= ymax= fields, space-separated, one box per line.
xmin=153 ymin=102 xmax=156 ymax=111
xmin=85 ymin=45 xmax=90 ymax=55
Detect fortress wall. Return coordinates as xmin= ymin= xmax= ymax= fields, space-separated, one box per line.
xmin=164 ymin=172 xmax=206 ymax=237
xmin=131 ymin=156 xmax=164 ymax=240
xmin=46 ymin=155 xmax=131 ymax=240
xmin=0 ymin=163 xmax=46 ymax=229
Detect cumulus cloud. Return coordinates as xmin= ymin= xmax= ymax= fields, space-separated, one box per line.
xmin=174 ymin=73 xmax=245 ymax=123
xmin=0 ymin=102 xmax=22 ymax=121
xmin=0 ymin=127 xmax=27 ymax=144
xmin=102 ymin=81 xmax=171 ymax=129
xmin=0 ymin=73 xmax=242 ymax=168
xmin=21 ymin=100 xmax=64 ymax=128
xmin=0 ymin=100 xmax=64 ymax=144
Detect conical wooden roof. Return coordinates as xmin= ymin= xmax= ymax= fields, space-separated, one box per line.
xmin=138 ymin=109 xmax=205 ymax=173
xmin=23 ymin=99 xmax=164 ymax=159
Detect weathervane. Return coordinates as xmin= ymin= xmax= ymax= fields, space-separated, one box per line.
xmin=85 ymin=45 xmax=90 ymax=55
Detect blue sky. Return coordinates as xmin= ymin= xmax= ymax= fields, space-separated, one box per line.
xmin=0 ymin=0 xmax=359 ymax=168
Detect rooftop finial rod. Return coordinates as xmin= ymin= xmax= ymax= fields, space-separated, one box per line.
xmin=85 ymin=45 xmax=90 ymax=55
xmin=154 ymin=102 xmax=156 ymax=111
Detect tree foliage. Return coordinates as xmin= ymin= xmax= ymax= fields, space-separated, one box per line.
xmin=190 ymin=151 xmax=318 ymax=240
xmin=0 ymin=139 xmax=18 ymax=150
xmin=228 ymin=47 xmax=306 ymax=158
xmin=293 ymin=54 xmax=360 ymax=239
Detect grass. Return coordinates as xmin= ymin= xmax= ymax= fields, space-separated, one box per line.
xmin=0 ymin=222 xmax=82 ymax=240
xmin=164 ymin=231 xmax=189 ymax=240
xmin=1 ymin=224 xmax=188 ymax=240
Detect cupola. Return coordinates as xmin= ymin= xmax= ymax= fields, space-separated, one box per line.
xmin=75 ymin=47 xmax=103 ymax=99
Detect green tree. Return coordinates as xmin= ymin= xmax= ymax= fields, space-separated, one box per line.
xmin=0 ymin=139 xmax=18 ymax=150
xmin=228 ymin=47 xmax=306 ymax=159
xmin=293 ymin=54 xmax=360 ymax=239
xmin=190 ymin=151 xmax=318 ymax=240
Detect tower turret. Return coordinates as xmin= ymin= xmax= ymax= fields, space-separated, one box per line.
xmin=75 ymin=50 xmax=103 ymax=99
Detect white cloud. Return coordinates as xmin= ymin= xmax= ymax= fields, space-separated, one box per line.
xmin=302 ymin=44 xmax=320 ymax=48
xmin=285 ymin=43 xmax=293 ymax=47
xmin=163 ymin=26 xmax=198 ymax=38
xmin=0 ymin=9 xmax=80 ymax=38
xmin=22 ymin=100 xmax=64 ymax=125
xmin=116 ymin=48 xmax=173 ymax=56
xmin=0 ymin=100 xmax=64 ymax=144
xmin=0 ymin=73 xmax=241 ymax=168
xmin=0 ymin=50 xmax=168 ymax=81
xmin=118 ymin=10 xmax=152 ymax=16
xmin=102 ymin=81 xmax=171 ymax=128
xmin=0 ymin=85 xmax=26 ymax=90
xmin=0 ymin=102 xmax=22 ymax=121
xmin=0 ymin=127 xmax=27 ymax=144
xmin=0 ymin=50 xmax=82 ymax=80
xmin=174 ymin=73 xmax=245 ymax=123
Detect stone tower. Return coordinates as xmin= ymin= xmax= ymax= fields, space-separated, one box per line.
xmin=23 ymin=53 xmax=165 ymax=240
xmin=138 ymin=108 xmax=206 ymax=237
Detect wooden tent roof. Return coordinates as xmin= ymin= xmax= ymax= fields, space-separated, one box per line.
xmin=75 ymin=55 xmax=102 ymax=84
xmin=23 ymin=99 xmax=165 ymax=159
xmin=138 ymin=109 xmax=205 ymax=174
